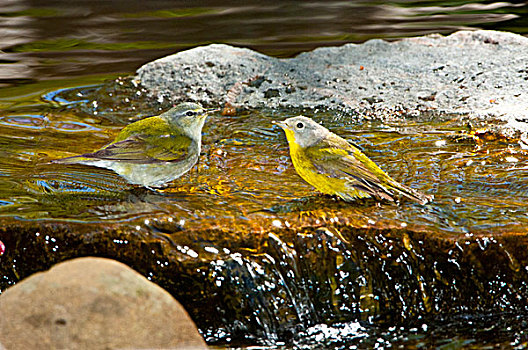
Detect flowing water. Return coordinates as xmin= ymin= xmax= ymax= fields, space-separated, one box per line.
xmin=2 ymin=1 xmax=528 ymax=348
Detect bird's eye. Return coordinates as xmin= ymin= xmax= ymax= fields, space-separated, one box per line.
xmin=186 ymin=111 xmax=195 ymax=117
xmin=296 ymin=122 xmax=304 ymax=129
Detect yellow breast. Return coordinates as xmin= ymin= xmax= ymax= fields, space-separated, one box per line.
xmin=283 ymin=128 xmax=346 ymax=196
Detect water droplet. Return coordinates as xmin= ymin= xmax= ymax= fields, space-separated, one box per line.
xmin=204 ymin=246 xmax=219 ymax=254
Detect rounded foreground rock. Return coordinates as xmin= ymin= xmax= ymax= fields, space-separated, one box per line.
xmin=0 ymin=257 xmax=206 ymax=350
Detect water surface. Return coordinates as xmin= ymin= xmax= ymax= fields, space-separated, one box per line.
xmin=1 ymin=0 xmax=526 ymax=84
xmin=0 ymin=80 xmax=524 ymax=237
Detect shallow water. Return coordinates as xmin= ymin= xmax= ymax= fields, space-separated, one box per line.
xmin=1 ymin=79 xmax=526 ymax=236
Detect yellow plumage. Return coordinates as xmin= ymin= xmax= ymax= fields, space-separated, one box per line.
xmin=275 ymin=116 xmax=432 ymax=204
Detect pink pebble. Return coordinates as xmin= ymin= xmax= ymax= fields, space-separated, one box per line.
xmin=0 ymin=240 xmax=4 ymax=256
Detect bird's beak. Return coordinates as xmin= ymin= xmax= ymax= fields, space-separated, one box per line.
xmin=205 ymin=108 xmax=221 ymax=113
xmin=272 ymin=120 xmax=288 ymax=129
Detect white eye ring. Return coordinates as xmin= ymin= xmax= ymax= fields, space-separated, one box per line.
xmin=296 ymin=122 xmax=304 ymax=129
xmin=186 ymin=111 xmax=195 ymax=116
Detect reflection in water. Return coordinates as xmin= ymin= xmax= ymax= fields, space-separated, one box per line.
xmin=0 ymin=0 xmax=36 ymax=85
xmin=0 ymin=1 xmax=525 ymax=83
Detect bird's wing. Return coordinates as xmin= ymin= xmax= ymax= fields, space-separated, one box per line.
xmin=81 ymin=132 xmax=194 ymax=164
xmin=305 ymin=137 xmax=395 ymax=200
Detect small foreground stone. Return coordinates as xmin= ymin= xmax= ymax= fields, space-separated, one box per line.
xmin=0 ymin=257 xmax=206 ymax=350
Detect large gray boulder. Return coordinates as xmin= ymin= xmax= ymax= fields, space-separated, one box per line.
xmin=0 ymin=257 xmax=206 ymax=350
xmin=137 ymin=30 xmax=528 ymax=132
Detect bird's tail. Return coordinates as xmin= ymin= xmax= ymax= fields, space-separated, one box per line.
xmin=390 ymin=181 xmax=433 ymax=205
xmin=49 ymin=155 xmax=88 ymax=165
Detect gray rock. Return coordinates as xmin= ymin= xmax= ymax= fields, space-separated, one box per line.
xmin=0 ymin=257 xmax=206 ymax=350
xmin=136 ymin=30 xmax=528 ymax=133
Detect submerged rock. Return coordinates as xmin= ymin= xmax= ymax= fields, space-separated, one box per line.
xmin=0 ymin=257 xmax=206 ymax=350
xmin=137 ymin=30 xmax=528 ymax=133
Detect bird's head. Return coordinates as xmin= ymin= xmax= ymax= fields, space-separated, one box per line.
xmin=273 ymin=116 xmax=328 ymax=148
xmin=163 ymin=102 xmax=217 ymax=138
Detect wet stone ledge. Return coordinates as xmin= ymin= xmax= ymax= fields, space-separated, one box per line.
xmin=1 ymin=217 xmax=528 ymax=345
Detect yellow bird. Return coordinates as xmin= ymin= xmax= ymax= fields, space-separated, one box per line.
xmin=274 ymin=116 xmax=432 ymax=204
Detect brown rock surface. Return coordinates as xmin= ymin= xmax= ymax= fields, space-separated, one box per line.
xmin=0 ymin=257 xmax=206 ymax=350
